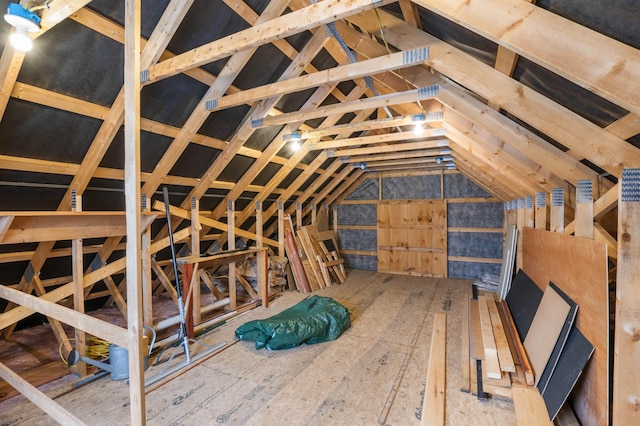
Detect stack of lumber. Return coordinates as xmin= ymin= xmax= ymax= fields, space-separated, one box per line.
xmin=462 ymin=278 xmax=591 ymax=426
xmin=282 ymin=216 xmax=346 ymax=292
xmin=461 ymin=286 xmax=551 ymax=424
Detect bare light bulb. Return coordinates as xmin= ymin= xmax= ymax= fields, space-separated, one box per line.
xmin=10 ymin=28 xmax=33 ymax=52
xmin=290 ymin=140 xmax=301 ymax=152
xmin=413 ymin=123 xmax=424 ymax=136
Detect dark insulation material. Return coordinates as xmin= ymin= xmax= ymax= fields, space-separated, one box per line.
xmin=448 ymin=232 xmax=503 ymax=258
xmin=337 ymin=204 xmax=377 ymax=226
xmin=343 ymin=254 xmax=377 ymax=271
xmin=381 ymin=175 xmax=441 ymax=199
xmin=337 ymin=230 xmax=376 ymax=252
xmin=444 ymin=174 xmax=492 ymax=198
xmin=449 ymin=261 xmax=501 ymax=279
xmin=345 ymin=178 xmax=379 ymax=200
xmin=447 ymin=202 xmax=504 ymax=228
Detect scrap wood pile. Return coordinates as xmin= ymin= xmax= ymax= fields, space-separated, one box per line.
xmin=462 ymin=270 xmax=594 ymax=425
xmin=282 ymin=214 xmax=346 ymax=293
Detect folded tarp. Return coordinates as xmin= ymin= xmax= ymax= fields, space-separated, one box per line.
xmin=235 ymin=295 xmax=351 ymax=350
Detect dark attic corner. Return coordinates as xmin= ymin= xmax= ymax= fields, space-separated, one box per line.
xmin=0 ymin=0 xmax=638 ymax=424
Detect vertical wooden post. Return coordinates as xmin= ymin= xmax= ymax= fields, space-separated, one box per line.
xmin=311 ymin=203 xmax=317 ymax=225
xmin=613 ymin=169 xmax=640 ymax=425
xmin=535 ymin=192 xmax=547 ymax=230
xmin=124 ymin=0 xmax=145 ymax=423
xmin=333 ymin=204 xmax=339 ymax=237
xmin=509 ymin=200 xmax=517 ymax=225
xmin=256 ymin=201 xmax=263 ymax=248
xmin=524 ymin=196 xmax=534 ymax=228
xmin=278 ymin=201 xmax=285 ymax=257
xmin=141 ymin=194 xmax=153 ymax=327
xmin=515 ymin=198 xmax=525 ymax=271
xmin=575 ymin=180 xmax=594 ymax=239
xmin=71 ymin=190 xmax=86 ymax=377
xmin=228 ymin=199 xmax=236 ymax=310
xmin=440 ymin=169 xmax=445 ymax=199
xmin=296 ymin=201 xmax=302 ymax=231
xmin=550 ymin=188 xmax=564 ymax=233
xmin=191 ymin=197 xmax=201 ymax=324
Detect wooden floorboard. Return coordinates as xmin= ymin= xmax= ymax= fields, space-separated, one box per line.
xmin=1 ymin=269 xmax=518 ymax=425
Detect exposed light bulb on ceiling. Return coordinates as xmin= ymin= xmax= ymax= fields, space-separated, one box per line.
xmin=290 ymin=140 xmax=301 ymax=152
xmin=4 ymin=3 xmax=41 ymax=53
xmin=9 ymin=28 xmax=33 ymax=52
xmin=413 ymin=123 xmax=424 ymax=136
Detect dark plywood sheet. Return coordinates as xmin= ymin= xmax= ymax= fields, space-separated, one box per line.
xmin=541 ymin=326 xmax=594 ymax=421
xmin=537 ymin=282 xmax=578 ymax=395
xmin=522 ymin=228 xmax=608 ymax=426
xmin=505 ymin=269 xmax=543 ymax=339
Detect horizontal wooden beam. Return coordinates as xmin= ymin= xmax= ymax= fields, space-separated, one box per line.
xmin=306 ymin=129 xmax=446 ymax=151
xmin=151 ymin=200 xmax=279 ymax=248
xmin=0 ymin=283 xmax=128 ymax=349
xmin=253 ymin=85 xmax=440 ymax=129
xmin=328 ymin=139 xmax=449 ymax=158
xmin=0 ymin=212 xmax=156 ymax=244
xmin=206 ymin=47 xmax=429 ymax=111
xmin=0 ymin=228 xmax=190 ymax=331
xmin=145 ymin=0 xmax=396 ymax=83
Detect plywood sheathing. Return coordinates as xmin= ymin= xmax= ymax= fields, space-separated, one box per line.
xmin=1 ymin=271 xmax=517 ymax=425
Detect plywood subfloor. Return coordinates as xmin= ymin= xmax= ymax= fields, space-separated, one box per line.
xmin=1 ymin=270 xmax=517 ymax=425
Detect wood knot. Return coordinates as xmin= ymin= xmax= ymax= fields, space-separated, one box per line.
xmin=622 ymin=232 xmax=631 ymax=243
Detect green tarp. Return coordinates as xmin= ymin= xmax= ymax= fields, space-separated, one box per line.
xmin=235 ymin=295 xmax=351 ymax=350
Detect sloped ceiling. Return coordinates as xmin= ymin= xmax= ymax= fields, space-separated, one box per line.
xmin=0 ymin=0 xmax=639 ymax=281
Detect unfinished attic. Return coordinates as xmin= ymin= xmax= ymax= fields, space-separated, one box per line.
xmin=0 ymin=0 xmax=638 ymax=424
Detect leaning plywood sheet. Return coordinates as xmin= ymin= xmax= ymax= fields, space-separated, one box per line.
xmin=541 ymin=327 xmax=594 ymax=422
xmin=537 ymin=282 xmax=578 ymax=395
xmin=497 ymin=224 xmax=517 ymax=300
xmin=522 ymin=228 xmax=608 ymax=426
xmin=523 ymin=284 xmax=571 ymax=386
xmin=506 ymin=270 xmax=543 ymax=340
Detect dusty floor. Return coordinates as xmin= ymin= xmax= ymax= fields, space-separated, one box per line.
xmin=0 ymin=269 xmax=517 ymax=425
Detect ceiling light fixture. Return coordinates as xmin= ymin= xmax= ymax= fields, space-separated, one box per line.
xmin=283 ymin=132 xmax=301 ymax=152
xmin=4 ymin=3 xmax=43 ymax=52
xmin=412 ymin=113 xmax=425 ymax=136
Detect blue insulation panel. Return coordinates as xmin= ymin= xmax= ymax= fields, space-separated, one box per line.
xmin=337 ymin=229 xmax=377 ymax=252
xmin=448 ymin=232 xmax=503 ymax=258
xmin=337 ymin=204 xmax=377 ymax=226
xmin=448 ymin=261 xmax=501 ymax=279
xmin=381 ymin=174 xmax=441 ymax=199
xmin=345 ymin=178 xmax=379 ymax=200
xmin=447 ymin=202 xmax=504 ymax=228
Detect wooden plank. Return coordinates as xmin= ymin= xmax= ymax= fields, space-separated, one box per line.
xmin=0 ymin=283 xmax=128 ymax=349
xmin=412 ymin=0 xmax=640 ymax=117
xmin=522 ymin=227 xmax=609 ymax=425
xmin=478 ymin=295 xmax=502 ymax=379
xmin=0 ymin=361 xmax=84 ymax=426
xmin=486 ymin=297 xmax=516 ymax=373
xmin=422 ymin=312 xmax=446 ymax=426
xmin=146 ymin=0 xmax=396 ymax=83
xmin=512 ymin=386 xmax=553 ymax=426
xmin=613 ymin=168 xmax=640 ymax=426
xmin=208 ymin=48 xmax=428 ymax=111
xmin=460 ymin=283 xmax=471 ymax=393
xmin=228 ymin=200 xmax=237 ymax=310
xmin=152 ymin=200 xmax=278 ymax=248
xmin=469 ymin=299 xmax=484 ymax=360
xmin=574 ymin=180 xmax=594 ymax=239
xmin=0 ymin=360 xmax=70 ymax=403
xmin=501 ymin=301 xmax=535 ymax=386
xmin=124 ymin=0 xmax=146 ymax=422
